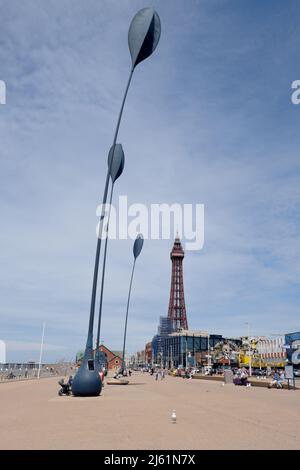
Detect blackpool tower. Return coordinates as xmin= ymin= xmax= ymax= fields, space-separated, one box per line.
xmin=167 ymin=235 xmax=188 ymax=331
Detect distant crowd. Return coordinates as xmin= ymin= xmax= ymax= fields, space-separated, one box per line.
xmin=130 ymin=365 xmax=292 ymax=389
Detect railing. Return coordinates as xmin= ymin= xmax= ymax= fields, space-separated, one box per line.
xmin=0 ymin=363 xmax=74 ymax=383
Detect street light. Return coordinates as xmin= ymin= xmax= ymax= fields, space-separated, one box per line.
xmin=120 ymin=234 xmax=144 ymax=376
xmin=185 ymin=335 xmax=188 ymax=368
xmin=207 ymin=333 xmax=210 ymax=368
xmin=72 ymin=9 xmax=161 ymax=396
xmin=37 ymin=322 xmax=46 ymax=379
xmin=245 ymin=322 xmax=252 ymax=376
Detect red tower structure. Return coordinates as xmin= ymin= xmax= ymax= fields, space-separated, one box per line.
xmin=167 ymin=235 xmax=188 ymax=331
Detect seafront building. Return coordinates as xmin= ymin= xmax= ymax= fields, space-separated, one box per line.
xmin=144 ymin=236 xmax=300 ymax=372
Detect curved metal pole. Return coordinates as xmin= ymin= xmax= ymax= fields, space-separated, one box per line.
xmin=95 ymin=183 xmax=114 ymax=363
xmin=83 ymin=67 xmax=134 ymax=362
xmin=121 ymin=258 xmax=136 ymax=373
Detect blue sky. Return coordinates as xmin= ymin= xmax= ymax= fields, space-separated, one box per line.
xmin=0 ymin=0 xmax=299 ymax=362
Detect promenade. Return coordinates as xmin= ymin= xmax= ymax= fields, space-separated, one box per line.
xmin=0 ymin=372 xmax=299 ymax=450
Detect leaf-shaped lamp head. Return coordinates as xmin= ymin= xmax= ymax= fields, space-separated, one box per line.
xmin=133 ymin=233 xmax=144 ymax=259
xmin=128 ymin=8 xmax=161 ymax=69
xmin=107 ymin=143 xmax=125 ymax=183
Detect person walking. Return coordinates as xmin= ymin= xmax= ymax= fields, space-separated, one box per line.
xmin=99 ymin=369 xmax=105 ymax=385
xmin=155 ymin=369 xmax=159 ymax=381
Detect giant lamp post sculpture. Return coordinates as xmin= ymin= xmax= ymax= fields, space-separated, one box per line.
xmin=72 ymin=8 xmax=161 ymax=396
xmin=120 ymin=234 xmax=144 ymax=376
xmin=94 ymin=144 xmax=124 ymax=372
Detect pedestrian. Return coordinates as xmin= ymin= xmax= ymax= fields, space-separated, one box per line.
xmin=155 ymin=370 xmax=159 ymax=381
xmin=240 ymin=368 xmax=248 ymax=386
xmin=268 ymin=370 xmax=282 ymax=389
xmin=99 ymin=369 xmax=105 ymax=384
xmin=280 ymin=370 xmax=285 ymax=382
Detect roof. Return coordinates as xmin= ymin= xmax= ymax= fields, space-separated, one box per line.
xmin=111 ymin=351 xmax=123 ymax=359
xmin=98 ymin=344 xmax=123 ymax=359
xmin=170 ymin=330 xmax=209 ymax=337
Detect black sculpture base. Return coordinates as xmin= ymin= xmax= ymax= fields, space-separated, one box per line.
xmin=72 ymin=363 xmax=102 ymax=397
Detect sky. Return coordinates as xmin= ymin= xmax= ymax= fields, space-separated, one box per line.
xmin=0 ymin=0 xmax=300 ymax=362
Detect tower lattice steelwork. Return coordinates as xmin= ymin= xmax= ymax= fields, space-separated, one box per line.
xmin=167 ymin=236 xmax=188 ymax=331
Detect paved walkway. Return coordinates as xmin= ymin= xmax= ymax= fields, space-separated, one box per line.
xmin=0 ymin=372 xmax=299 ymax=449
